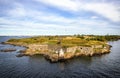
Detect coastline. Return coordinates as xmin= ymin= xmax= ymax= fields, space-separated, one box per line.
xmin=4 ymin=41 xmax=111 ymax=62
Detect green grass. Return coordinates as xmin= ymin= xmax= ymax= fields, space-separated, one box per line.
xmin=7 ymin=35 xmax=111 ymax=47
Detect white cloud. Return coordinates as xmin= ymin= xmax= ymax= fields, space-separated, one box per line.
xmin=91 ymin=16 xmax=98 ymax=19
xmin=36 ymin=0 xmax=120 ymax=22
xmin=6 ymin=1 xmax=120 ymax=24
xmin=6 ymin=3 xmax=75 ymax=24
xmin=7 ymin=3 xmax=26 ymax=17
xmin=30 ymin=11 xmax=75 ymax=24
xmin=0 ymin=0 xmax=120 ymax=35
xmin=84 ymin=3 xmax=120 ymax=22
xmin=36 ymin=0 xmax=80 ymax=11
xmin=0 ymin=16 xmax=110 ymax=34
xmin=0 ymin=17 xmax=72 ymax=30
xmin=0 ymin=17 xmax=119 ymax=35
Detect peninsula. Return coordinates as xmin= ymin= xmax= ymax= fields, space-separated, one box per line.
xmin=5 ymin=35 xmax=119 ymax=62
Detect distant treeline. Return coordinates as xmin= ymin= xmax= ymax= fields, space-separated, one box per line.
xmin=76 ymin=34 xmax=120 ymax=41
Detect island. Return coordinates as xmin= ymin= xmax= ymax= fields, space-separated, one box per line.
xmin=4 ymin=35 xmax=120 ymax=62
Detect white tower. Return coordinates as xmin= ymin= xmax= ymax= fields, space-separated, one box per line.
xmin=59 ymin=49 xmax=64 ymax=57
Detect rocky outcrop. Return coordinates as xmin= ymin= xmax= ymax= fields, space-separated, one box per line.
xmin=4 ymin=42 xmax=111 ymax=62
xmin=0 ymin=48 xmax=16 ymax=52
xmin=41 ymin=44 xmax=111 ymax=62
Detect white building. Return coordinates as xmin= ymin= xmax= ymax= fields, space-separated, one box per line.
xmin=59 ymin=48 xmax=64 ymax=57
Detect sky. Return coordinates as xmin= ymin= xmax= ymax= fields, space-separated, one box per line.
xmin=0 ymin=0 xmax=120 ymax=36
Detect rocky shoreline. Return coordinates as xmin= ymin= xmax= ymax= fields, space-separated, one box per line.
xmin=3 ymin=42 xmax=111 ymax=62
xmin=0 ymin=48 xmax=16 ymax=52
xmin=45 ymin=46 xmax=111 ymax=62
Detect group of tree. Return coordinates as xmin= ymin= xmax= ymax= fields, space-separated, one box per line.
xmin=75 ymin=34 xmax=120 ymax=41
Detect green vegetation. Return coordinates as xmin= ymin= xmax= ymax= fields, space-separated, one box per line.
xmin=75 ymin=49 xmax=81 ymax=53
xmin=75 ymin=34 xmax=120 ymax=41
xmin=7 ymin=35 xmax=120 ymax=47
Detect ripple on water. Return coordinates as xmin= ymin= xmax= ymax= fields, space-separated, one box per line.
xmin=0 ymin=39 xmax=120 ymax=78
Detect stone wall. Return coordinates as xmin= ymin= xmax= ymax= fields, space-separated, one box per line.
xmin=28 ymin=44 xmax=48 ymax=52
xmin=66 ymin=46 xmax=77 ymax=53
xmin=65 ymin=45 xmax=109 ymax=56
xmin=77 ymin=46 xmax=93 ymax=55
xmin=26 ymin=44 xmax=110 ymax=57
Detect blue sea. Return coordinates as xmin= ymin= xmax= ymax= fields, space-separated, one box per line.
xmin=0 ymin=36 xmax=120 ymax=78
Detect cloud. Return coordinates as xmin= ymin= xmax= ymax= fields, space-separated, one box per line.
xmin=36 ymin=0 xmax=79 ymax=11
xmin=0 ymin=16 xmax=112 ymax=35
xmin=7 ymin=3 xmax=26 ymax=17
xmin=91 ymin=16 xmax=98 ymax=19
xmin=0 ymin=0 xmax=120 ymax=35
xmin=84 ymin=3 xmax=120 ymax=22
xmin=6 ymin=3 xmax=75 ymax=24
xmin=0 ymin=17 xmax=73 ymax=30
xmin=36 ymin=0 xmax=120 ymax=22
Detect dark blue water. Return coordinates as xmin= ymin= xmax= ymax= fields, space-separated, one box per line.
xmin=0 ymin=36 xmax=120 ymax=78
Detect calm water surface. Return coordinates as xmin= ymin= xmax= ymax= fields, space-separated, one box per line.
xmin=0 ymin=36 xmax=120 ymax=78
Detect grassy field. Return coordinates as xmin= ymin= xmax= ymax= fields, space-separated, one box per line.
xmin=7 ymin=35 xmax=115 ymax=47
